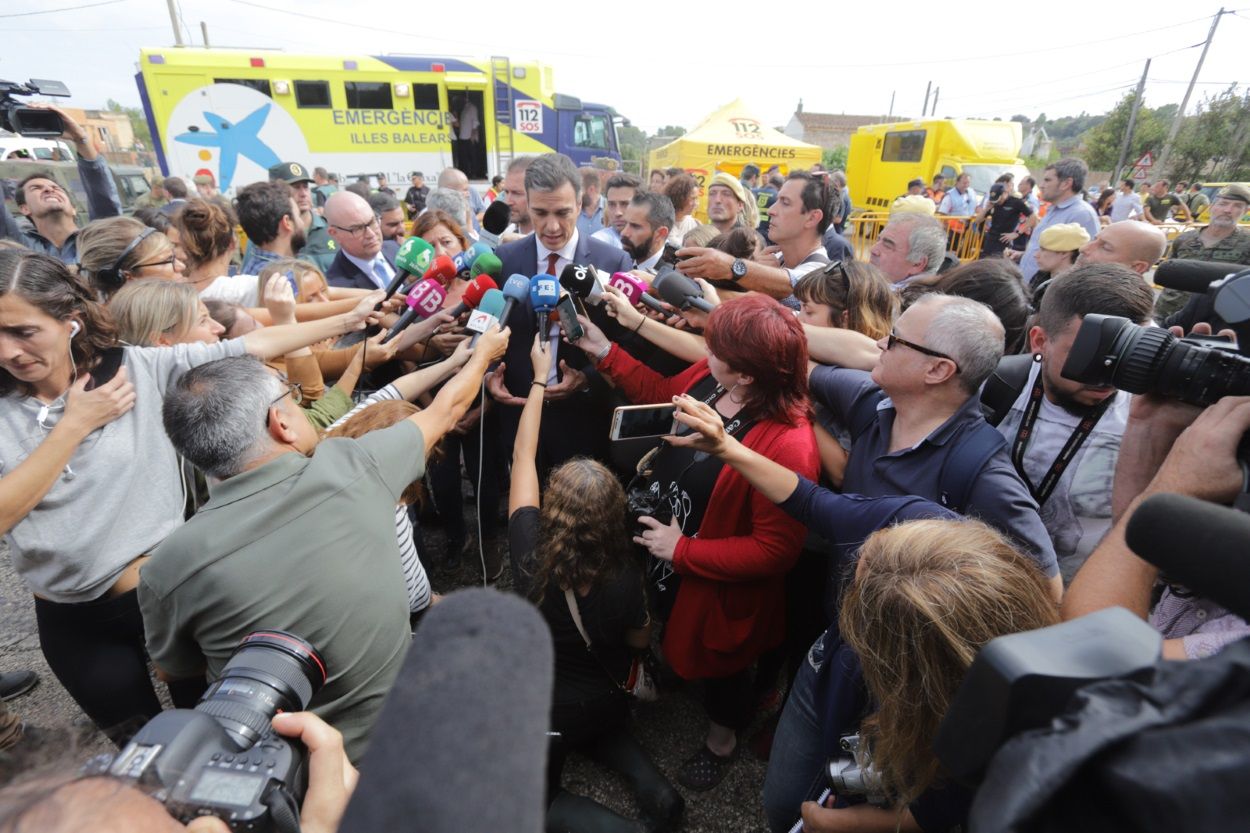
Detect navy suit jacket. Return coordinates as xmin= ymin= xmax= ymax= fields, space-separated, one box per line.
xmin=495 ymin=233 xmax=631 ymax=468
xmin=325 ymin=240 xmax=401 ymax=290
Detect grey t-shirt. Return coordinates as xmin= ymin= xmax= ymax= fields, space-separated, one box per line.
xmin=138 ymin=419 xmax=425 ymax=762
xmin=0 ymin=338 xmax=247 ymax=602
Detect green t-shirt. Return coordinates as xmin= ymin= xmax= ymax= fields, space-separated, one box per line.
xmin=1146 ymin=193 xmax=1184 ymax=221
xmin=138 ymin=419 xmax=424 ymax=762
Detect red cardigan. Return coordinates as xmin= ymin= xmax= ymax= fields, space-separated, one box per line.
xmin=599 ymin=347 xmax=818 ymax=679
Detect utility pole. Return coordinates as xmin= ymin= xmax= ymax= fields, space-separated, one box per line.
xmin=922 ymin=81 xmax=932 ymax=119
xmin=1112 ymin=58 xmax=1151 ymax=185
xmin=887 ymin=90 xmax=896 ymax=121
xmin=1156 ymin=7 xmax=1225 ymax=176
xmin=931 ymin=87 xmax=940 ymax=117
xmin=200 ymin=21 xmax=211 ymax=47
xmin=165 ymin=0 xmax=184 ymax=46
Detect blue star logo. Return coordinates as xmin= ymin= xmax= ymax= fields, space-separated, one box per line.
xmin=175 ymin=104 xmax=282 ymax=189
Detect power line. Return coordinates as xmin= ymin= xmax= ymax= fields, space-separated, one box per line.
xmin=0 ymin=0 xmax=124 ymax=17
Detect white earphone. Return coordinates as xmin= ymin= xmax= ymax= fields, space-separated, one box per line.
xmin=68 ymin=321 xmax=81 ymax=337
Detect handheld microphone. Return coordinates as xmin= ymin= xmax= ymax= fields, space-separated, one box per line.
xmin=451 ymin=249 xmax=479 ymax=279
xmin=383 ymin=279 xmax=447 ymax=343
xmin=652 ymin=266 xmax=715 ymax=314
xmin=476 ymin=200 xmax=512 ymax=248
xmin=608 ymin=271 xmax=666 ymax=313
xmin=471 ymin=252 xmax=503 ymax=280
xmin=386 ymin=237 xmax=436 ymax=301
xmin=499 ymin=274 xmax=531 ymax=327
xmin=421 ymin=254 xmax=458 ymax=287
xmin=529 ymin=274 xmax=561 ymax=332
xmin=339 ymin=589 xmax=552 ymax=833
xmin=1126 ymin=492 xmax=1250 ymax=621
xmin=468 ymin=288 xmax=506 ymax=346
xmin=559 ymin=263 xmax=604 ymax=305
xmin=446 ymin=275 xmax=499 ymax=319
xmin=468 ymin=240 xmax=494 ymax=261
xmin=1152 ymin=259 xmax=1250 ymax=295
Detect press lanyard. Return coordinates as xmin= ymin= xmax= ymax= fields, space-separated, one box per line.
xmin=1011 ymin=373 xmax=1112 ymax=504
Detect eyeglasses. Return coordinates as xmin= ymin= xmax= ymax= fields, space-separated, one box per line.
xmin=264 ymin=375 xmax=303 ymax=427
xmin=886 ymin=330 xmax=961 ymax=374
xmin=332 ymin=217 xmax=380 ymax=237
xmin=822 ymin=259 xmax=850 ymax=293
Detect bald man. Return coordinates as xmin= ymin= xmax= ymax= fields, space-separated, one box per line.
xmin=324 ymin=191 xmax=401 ymax=290
xmin=1076 ymin=221 xmax=1167 ymax=277
xmin=437 ymin=166 xmax=484 ymax=236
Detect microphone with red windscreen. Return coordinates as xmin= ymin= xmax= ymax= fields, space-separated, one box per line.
xmin=446 ymin=275 xmax=499 ymax=319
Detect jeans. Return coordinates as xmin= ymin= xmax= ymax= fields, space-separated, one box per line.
xmin=762 ymin=635 xmax=829 ymax=833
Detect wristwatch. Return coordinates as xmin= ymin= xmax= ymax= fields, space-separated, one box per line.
xmin=730 ymin=258 xmax=748 ymax=282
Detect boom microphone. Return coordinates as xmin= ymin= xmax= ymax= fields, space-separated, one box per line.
xmin=383 ymin=278 xmax=447 ymax=343
xmin=559 ymin=263 xmax=604 ymax=305
xmin=652 ymin=266 xmax=715 ymax=314
xmin=339 ymin=589 xmax=552 ymax=833
xmin=608 ymin=271 xmax=666 ymax=313
xmin=499 ymin=274 xmax=531 ymax=327
xmin=1126 ymin=492 xmax=1250 ymax=621
xmin=1153 ymin=259 xmax=1250 ymax=295
xmin=387 ymin=237 xmax=436 ymax=301
xmin=446 ymin=275 xmax=499 ymax=319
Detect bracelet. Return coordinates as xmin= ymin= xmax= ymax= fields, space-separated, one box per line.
xmin=532 ymin=381 xmax=547 ymax=389
xmin=632 ymin=317 xmax=645 ymax=335
xmin=594 ymin=343 xmax=612 ymax=363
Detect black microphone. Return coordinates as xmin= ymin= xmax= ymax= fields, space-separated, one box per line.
xmin=477 ymin=199 xmax=512 ymax=247
xmin=1125 ymin=492 xmax=1250 ymax=621
xmin=652 ymin=266 xmax=715 ymax=314
xmin=559 ymin=262 xmax=604 ymax=305
xmin=1154 ymin=259 xmax=1250 ymax=294
xmin=340 ymin=589 xmax=552 ymax=833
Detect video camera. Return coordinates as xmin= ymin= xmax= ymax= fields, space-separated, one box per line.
xmin=84 ymin=631 xmax=325 ymax=833
xmin=0 ymin=79 xmax=71 ymax=138
xmin=1062 ymin=261 xmax=1250 ymax=408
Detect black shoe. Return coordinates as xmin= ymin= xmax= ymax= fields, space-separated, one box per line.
xmin=0 ymin=670 xmax=37 ymax=702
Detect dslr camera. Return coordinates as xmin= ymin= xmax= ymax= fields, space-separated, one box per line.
xmin=1062 ymin=262 xmax=1250 ymax=408
xmin=0 ymin=79 xmax=71 ymax=138
xmin=85 ymin=631 xmax=326 ymax=833
xmin=827 ymin=733 xmax=889 ymax=807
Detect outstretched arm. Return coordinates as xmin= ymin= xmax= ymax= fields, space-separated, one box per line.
xmin=510 ymin=333 xmax=553 ymax=515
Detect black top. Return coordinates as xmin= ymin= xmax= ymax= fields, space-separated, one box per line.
xmin=509 ymin=506 xmax=648 ymax=705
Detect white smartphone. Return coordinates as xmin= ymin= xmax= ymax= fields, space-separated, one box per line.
xmin=610 ymin=404 xmax=678 ymax=442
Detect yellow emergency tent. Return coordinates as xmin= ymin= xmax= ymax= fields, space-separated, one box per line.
xmin=647 ymin=98 xmax=823 ymax=206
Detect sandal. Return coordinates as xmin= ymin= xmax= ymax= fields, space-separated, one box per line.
xmin=675 ymin=744 xmax=736 ymax=792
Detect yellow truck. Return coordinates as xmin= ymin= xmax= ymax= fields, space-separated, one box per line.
xmin=847 ymin=119 xmax=1032 ymax=211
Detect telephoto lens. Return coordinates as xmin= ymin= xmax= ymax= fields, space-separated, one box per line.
xmin=1061 ymin=314 xmax=1250 ymax=407
xmin=196 ymin=630 xmax=328 ymax=749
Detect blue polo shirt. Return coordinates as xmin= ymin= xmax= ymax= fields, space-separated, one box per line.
xmin=809 ymin=365 xmax=1059 ymax=577
xmin=1020 ymin=195 xmax=1101 ymax=281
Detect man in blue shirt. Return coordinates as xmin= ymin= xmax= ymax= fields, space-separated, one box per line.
xmin=938 ymin=173 xmax=977 ymax=216
xmin=1015 ymin=158 xmax=1101 ymax=282
xmin=576 ymin=166 xmax=604 ymax=240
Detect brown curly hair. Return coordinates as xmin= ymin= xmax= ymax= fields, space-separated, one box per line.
xmin=527 ymin=457 xmax=636 ymax=604
xmin=839 ymin=519 xmax=1058 ymax=808
xmin=0 ymin=250 xmax=117 ymax=397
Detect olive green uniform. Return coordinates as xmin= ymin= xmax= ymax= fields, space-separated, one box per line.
xmin=1155 ymin=227 xmax=1250 ymax=319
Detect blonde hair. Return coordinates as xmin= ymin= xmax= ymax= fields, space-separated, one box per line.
xmin=109 ymin=278 xmax=200 ymax=346
xmin=76 ymin=217 xmax=171 ymax=298
xmin=839 ymin=519 xmax=1058 ymax=808
xmin=256 ymin=258 xmax=327 ymax=302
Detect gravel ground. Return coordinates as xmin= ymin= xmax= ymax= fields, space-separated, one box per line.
xmin=0 ymin=489 xmax=776 ymax=831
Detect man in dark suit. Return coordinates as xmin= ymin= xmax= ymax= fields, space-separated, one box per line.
xmin=487 ymin=153 xmax=631 ymax=471
xmin=324 ymin=191 xmax=401 ymax=290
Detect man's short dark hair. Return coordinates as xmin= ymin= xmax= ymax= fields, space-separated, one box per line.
xmin=1045 ymin=157 xmax=1088 ymax=195
xmin=163 ymin=177 xmax=188 ymax=199
xmin=346 ymin=181 xmax=372 ymax=200
xmin=367 ymin=192 xmax=402 ymax=214
xmin=314 ymin=166 xmax=328 ymax=178
xmin=631 ymin=191 xmax=676 ymax=231
xmin=13 ymin=171 xmax=58 ymax=207
xmin=767 ymin=173 xmax=785 ymax=189
xmin=1122 ymin=178 xmax=1136 ymax=190
xmin=605 ymin=173 xmax=642 ymax=193
xmin=932 ymin=173 xmax=945 ymax=184
xmin=1037 ymin=262 xmax=1155 ymax=336
xmin=525 ymin=153 xmax=581 ymax=201
xmin=787 ymin=171 xmax=836 ymax=235
xmin=741 ymin=164 xmax=760 ymax=180
xmin=234 ymin=180 xmax=294 ymax=247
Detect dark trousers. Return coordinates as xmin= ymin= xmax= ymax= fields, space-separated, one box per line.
xmin=704 ymin=667 xmax=756 ymax=731
xmin=34 ymin=590 xmax=205 ymax=744
xmin=547 ymin=689 xmax=632 ymax=801
xmin=427 ymin=409 xmax=502 ymax=547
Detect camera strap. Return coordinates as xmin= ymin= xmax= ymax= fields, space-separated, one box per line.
xmin=1012 ymin=374 xmax=1113 ymax=505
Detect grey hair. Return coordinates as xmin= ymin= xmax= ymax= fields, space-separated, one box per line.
xmin=631 ymin=191 xmax=676 ymax=231
xmin=162 ymin=356 xmax=284 ymax=478
xmin=525 ymin=153 xmax=581 ymax=201
xmin=425 ymin=188 xmax=467 ymax=221
xmin=507 ymin=155 xmax=537 ymax=175
xmin=1046 ymin=157 xmax=1088 ymax=196
xmin=889 ymin=214 xmax=947 ymax=276
xmin=917 ymin=294 xmax=1005 ymax=394
xmin=367 ymin=191 xmax=402 ymax=214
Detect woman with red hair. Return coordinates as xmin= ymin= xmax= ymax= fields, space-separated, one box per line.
xmin=569 ymin=293 xmax=818 ymax=790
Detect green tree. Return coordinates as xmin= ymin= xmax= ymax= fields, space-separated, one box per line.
xmin=1078 ymin=92 xmax=1165 ymax=172
xmin=1169 ymin=88 xmax=1250 ymax=181
xmin=617 ymin=124 xmax=646 ymax=166
xmin=106 ymin=98 xmax=152 ymax=150
xmin=656 ymin=125 xmax=686 ymax=138
xmin=821 ymin=146 xmax=848 ymax=171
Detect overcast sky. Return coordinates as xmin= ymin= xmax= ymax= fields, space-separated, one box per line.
xmin=3 ymin=0 xmax=1246 ymax=133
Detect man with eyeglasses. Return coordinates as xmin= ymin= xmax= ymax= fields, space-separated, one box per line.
xmin=236 ymin=180 xmax=307 ymax=276
xmin=324 ymin=191 xmax=402 ymax=291
xmin=0 ymin=104 xmax=122 ymax=265
xmin=808 ymin=293 xmax=1062 ymax=600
